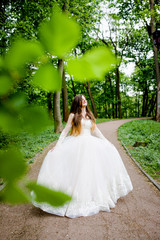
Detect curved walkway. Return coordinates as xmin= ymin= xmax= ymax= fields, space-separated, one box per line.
xmin=0 ymin=118 xmax=160 ymax=240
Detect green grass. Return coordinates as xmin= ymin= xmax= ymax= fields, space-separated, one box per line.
xmin=96 ymin=118 xmax=121 ymax=123
xmin=96 ymin=118 xmax=110 ymax=123
xmin=118 ymin=119 xmax=160 ymax=182
xmin=0 ymin=125 xmax=62 ymax=163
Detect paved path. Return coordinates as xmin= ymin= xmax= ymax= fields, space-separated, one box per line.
xmin=0 ymin=118 xmax=160 ymax=240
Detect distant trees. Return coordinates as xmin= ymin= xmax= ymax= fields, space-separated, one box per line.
xmin=105 ymin=0 xmax=160 ymax=121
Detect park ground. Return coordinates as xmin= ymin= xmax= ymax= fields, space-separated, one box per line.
xmin=0 ymin=118 xmax=160 ymax=240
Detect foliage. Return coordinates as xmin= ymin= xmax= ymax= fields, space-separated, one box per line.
xmin=96 ymin=118 xmax=118 ymax=123
xmin=118 ymin=119 xmax=160 ymax=182
xmin=39 ymin=5 xmax=81 ymax=58
xmin=67 ymin=46 xmax=116 ymax=81
xmin=0 ymin=0 xmax=57 ymax=55
xmin=105 ymin=0 xmax=158 ymax=119
xmin=0 ymin=3 xmax=116 ymax=206
xmin=27 ymin=182 xmax=72 ymax=207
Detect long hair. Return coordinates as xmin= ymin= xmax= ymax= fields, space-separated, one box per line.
xmin=70 ymin=94 xmax=95 ymax=136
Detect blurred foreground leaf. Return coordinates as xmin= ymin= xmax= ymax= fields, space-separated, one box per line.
xmin=0 ymin=109 xmax=21 ymax=133
xmin=39 ymin=8 xmax=80 ymax=58
xmin=20 ymin=106 xmax=51 ymax=133
xmin=0 ymin=183 xmax=30 ymax=204
xmin=3 ymin=93 xmax=26 ymax=111
xmin=32 ymin=63 xmax=61 ymax=92
xmin=0 ymin=93 xmax=26 ymax=133
xmin=28 ymin=182 xmax=72 ymax=206
xmin=0 ymin=147 xmax=27 ymax=182
xmin=67 ymin=47 xmax=116 ymax=81
xmin=0 ymin=74 xmax=13 ymax=96
xmin=5 ymin=39 xmax=44 ymax=77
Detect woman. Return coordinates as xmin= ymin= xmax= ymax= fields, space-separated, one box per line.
xmin=32 ymin=94 xmax=133 ymax=218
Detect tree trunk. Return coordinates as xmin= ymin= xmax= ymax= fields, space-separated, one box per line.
xmin=154 ymin=44 xmax=160 ymax=121
xmin=136 ymin=94 xmax=140 ymax=117
xmin=104 ymin=79 xmax=107 ymax=117
xmin=47 ymin=92 xmax=52 ymax=120
xmin=108 ymin=75 xmax=115 ymax=118
xmin=142 ymin=85 xmax=148 ymax=116
xmin=0 ymin=2 xmax=7 ymax=56
xmin=115 ymin=101 xmax=118 ymax=118
xmin=142 ymin=92 xmax=146 ymax=116
xmin=62 ymin=69 xmax=69 ymax=122
xmin=71 ymin=78 xmax=76 ymax=96
xmin=125 ymin=107 xmax=127 ymax=118
xmin=148 ymin=93 xmax=156 ymax=116
xmin=144 ymin=88 xmax=148 ymax=116
xmin=150 ymin=0 xmax=160 ymax=121
xmin=84 ymin=82 xmax=98 ymax=118
xmin=53 ymin=59 xmax=63 ymax=133
xmin=116 ymin=67 xmax=122 ymax=118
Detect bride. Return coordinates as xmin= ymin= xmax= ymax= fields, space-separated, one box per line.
xmin=32 ymin=94 xmax=133 ymax=218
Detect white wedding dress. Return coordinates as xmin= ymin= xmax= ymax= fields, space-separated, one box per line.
xmin=31 ymin=115 xmax=133 ymax=218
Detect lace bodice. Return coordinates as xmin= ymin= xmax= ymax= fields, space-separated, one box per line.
xmin=55 ymin=113 xmax=107 ymax=148
xmin=81 ymin=118 xmax=92 ymax=135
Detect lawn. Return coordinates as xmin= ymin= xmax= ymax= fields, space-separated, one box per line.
xmin=118 ymin=119 xmax=160 ymax=182
xmin=0 ymin=125 xmax=60 ymax=163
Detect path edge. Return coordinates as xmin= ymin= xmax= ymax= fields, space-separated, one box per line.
xmin=120 ymin=140 xmax=160 ymax=191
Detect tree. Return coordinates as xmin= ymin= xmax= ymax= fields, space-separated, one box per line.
xmin=62 ymin=69 xmax=69 ymax=122
xmin=106 ymin=0 xmax=160 ymax=120
xmin=99 ymin=14 xmax=131 ymax=118
xmin=131 ymin=57 xmax=157 ymax=117
xmin=84 ymin=82 xmax=98 ymax=118
xmin=149 ymin=0 xmax=160 ymax=121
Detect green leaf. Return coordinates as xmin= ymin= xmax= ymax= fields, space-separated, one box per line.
xmin=39 ymin=7 xmax=81 ymax=58
xmin=108 ymin=3 xmax=115 ymax=8
xmin=5 ymin=39 xmax=44 ymax=76
xmin=0 ymin=147 xmax=27 ymax=182
xmin=0 ymin=109 xmax=21 ymax=133
xmin=32 ymin=63 xmax=61 ymax=92
xmin=67 ymin=46 xmax=116 ymax=81
xmin=0 ymin=104 xmax=50 ymax=134
xmin=0 ymin=74 xmax=13 ymax=96
xmin=27 ymin=181 xmax=72 ymax=207
xmin=0 ymin=56 xmax=4 ymax=67
xmin=4 ymin=93 xmax=26 ymax=111
xmin=0 ymin=183 xmax=30 ymax=204
xmin=20 ymin=106 xmax=51 ymax=133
